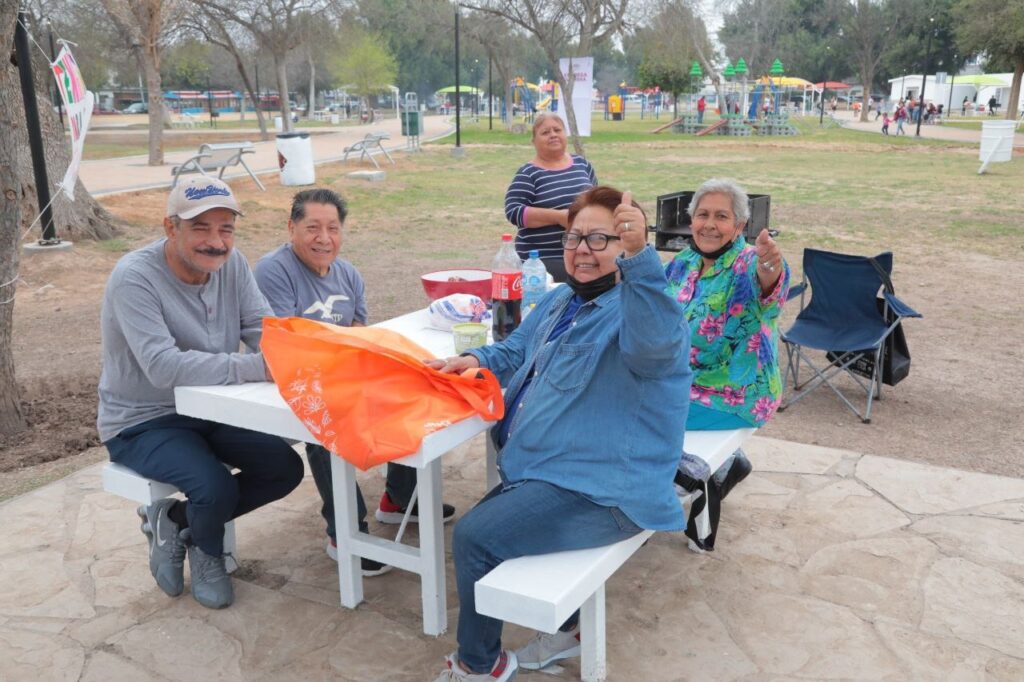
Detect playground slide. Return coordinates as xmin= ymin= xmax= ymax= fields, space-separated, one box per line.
xmin=695 ymin=118 xmax=728 ymax=136
xmin=652 ymin=116 xmax=685 ymax=133
xmin=536 ymin=96 xmax=551 ymax=110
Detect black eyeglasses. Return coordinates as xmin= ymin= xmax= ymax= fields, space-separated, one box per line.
xmin=561 ymin=232 xmax=621 ymax=251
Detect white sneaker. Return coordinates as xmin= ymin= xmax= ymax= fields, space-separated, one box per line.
xmin=514 ymin=626 xmax=580 ymax=670
xmin=433 ymin=651 xmax=517 ymax=681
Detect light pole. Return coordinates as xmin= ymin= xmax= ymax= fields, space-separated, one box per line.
xmin=915 ymin=17 xmax=935 ymax=138
xmin=819 ymin=48 xmax=830 ymax=126
xmin=947 ymin=53 xmax=957 ymax=116
xmin=454 ymin=6 xmax=461 ymax=152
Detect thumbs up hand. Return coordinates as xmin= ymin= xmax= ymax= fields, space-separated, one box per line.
xmin=755 ymin=228 xmax=783 ymax=290
xmin=612 ymin=191 xmax=647 ymax=257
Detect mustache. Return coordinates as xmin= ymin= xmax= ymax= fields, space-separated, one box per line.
xmin=196 ymin=247 xmax=229 ymax=257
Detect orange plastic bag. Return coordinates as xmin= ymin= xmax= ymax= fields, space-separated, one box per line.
xmin=260 ymin=317 xmax=504 ymax=470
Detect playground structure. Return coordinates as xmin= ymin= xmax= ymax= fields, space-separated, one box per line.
xmin=508 ymin=77 xmax=552 ymax=123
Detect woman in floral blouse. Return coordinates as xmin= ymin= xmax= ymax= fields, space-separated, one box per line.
xmin=665 ymin=178 xmax=790 ymax=510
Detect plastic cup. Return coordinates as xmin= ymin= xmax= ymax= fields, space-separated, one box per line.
xmin=452 ymin=323 xmax=488 ymax=353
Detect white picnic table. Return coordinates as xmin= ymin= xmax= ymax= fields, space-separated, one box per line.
xmin=174 ymin=308 xmax=493 ymax=636
xmin=173 ymin=304 xmax=738 ymax=638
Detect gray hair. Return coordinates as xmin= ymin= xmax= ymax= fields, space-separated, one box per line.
xmin=531 ymin=111 xmax=564 ymax=138
xmin=687 ymin=178 xmax=750 ymax=227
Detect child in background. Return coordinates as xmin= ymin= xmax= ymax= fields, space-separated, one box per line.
xmin=881 ymin=112 xmax=891 ymax=136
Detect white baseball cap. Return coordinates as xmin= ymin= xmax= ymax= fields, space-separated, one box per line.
xmin=166 ymin=177 xmax=242 ymax=219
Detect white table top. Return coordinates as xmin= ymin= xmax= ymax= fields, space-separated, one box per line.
xmin=174 ymin=309 xmax=494 ymax=468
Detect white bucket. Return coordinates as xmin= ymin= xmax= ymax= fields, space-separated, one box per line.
xmin=979 ymin=120 xmax=1015 ymax=163
xmin=276 ymin=133 xmax=315 ymax=186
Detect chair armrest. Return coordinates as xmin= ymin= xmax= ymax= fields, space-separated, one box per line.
xmin=883 ymin=291 xmax=921 ymax=319
xmin=787 ymin=281 xmax=807 ymax=301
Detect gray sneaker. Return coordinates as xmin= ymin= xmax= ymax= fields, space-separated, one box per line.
xmin=137 ymin=499 xmax=186 ymax=597
xmin=514 ymin=626 xmax=580 ymax=670
xmin=186 ymin=537 xmax=234 ymax=609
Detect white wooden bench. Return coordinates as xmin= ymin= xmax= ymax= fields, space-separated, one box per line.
xmin=171 ymin=141 xmax=267 ymax=191
xmin=474 ymin=428 xmax=755 ymax=681
xmin=102 ymin=462 xmax=239 ymax=573
xmin=342 ymin=132 xmax=395 ymax=169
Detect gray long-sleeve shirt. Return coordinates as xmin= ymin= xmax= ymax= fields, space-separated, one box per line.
xmin=97 ymin=238 xmax=272 ymax=442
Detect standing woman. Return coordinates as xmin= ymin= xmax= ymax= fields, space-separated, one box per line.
xmin=504 ymin=112 xmax=597 ymax=282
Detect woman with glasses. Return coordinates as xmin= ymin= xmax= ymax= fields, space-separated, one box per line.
xmin=664 ymin=178 xmax=790 ymax=547
xmin=427 ymin=186 xmax=692 ymax=681
xmin=504 ymin=112 xmax=598 ymax=283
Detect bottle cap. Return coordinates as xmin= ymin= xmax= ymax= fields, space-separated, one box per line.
xmin=502 ymin=233 xmax=513 ymax=241
xmin=528 ymin=250 xmax=539 ymax=259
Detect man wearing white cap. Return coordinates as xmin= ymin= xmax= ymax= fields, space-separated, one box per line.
xmin=97 ymin=177 xmax=303 ymax=610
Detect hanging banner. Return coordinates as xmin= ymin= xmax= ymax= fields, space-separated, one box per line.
xmin=50 ymin=46 xmax=94 ymax=200
xmin=556 ymin=56 xmax=593 ymax=137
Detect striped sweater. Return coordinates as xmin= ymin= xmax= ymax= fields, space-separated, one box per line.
xmin=504 ymin=155 xmax=598 ymax=261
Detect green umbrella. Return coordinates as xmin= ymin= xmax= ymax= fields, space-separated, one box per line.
xmin=435 ymin=85 xmax=484 ymax=94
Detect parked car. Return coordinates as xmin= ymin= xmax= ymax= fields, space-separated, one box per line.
xmin=120 ymin=102 xmax=148 ymax=114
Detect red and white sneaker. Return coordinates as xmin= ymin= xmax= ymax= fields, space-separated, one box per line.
xmin=374 ymin=491 xmax=455 ymax=525
xmin=433 ymin=650 xmax=518 ymax=681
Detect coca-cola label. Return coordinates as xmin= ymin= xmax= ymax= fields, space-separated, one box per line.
xmin=491 ymin=271 xmax=522 ymax=300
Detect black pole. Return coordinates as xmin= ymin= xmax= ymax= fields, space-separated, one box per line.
xmin=915 ymin=28 xmax=933 ymax=138
xmin=454 ymin=8 xmax=461 ymax=148
xmin=488 ymin=55 xmax=493 ymax=130
xmin=14 ymin=10 xmax=58 ymax=244
xmin=207 ymin=76 xmax=215 ymax=128
xmin=45 ymin=23 xmax=63 ymax=128
xmin=254 ymin=62 xmax=260 ymax=112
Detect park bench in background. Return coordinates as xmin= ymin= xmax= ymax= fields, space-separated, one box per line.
xmin=171 ymin=141 xmax=266 ymax=191
xmin=342 ymin=132 xmax=395 ymax=169
xmin=475 ymin=428 xmax=755 ymax=682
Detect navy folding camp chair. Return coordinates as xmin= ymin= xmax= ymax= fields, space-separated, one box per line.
xmin=779 ymin=249 xmax=921 ymax=423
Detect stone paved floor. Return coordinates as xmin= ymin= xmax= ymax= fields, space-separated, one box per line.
xmin=2 ymin=435 xmax=1023 ymax=681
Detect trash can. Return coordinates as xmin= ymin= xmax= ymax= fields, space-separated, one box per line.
xmin=276 ymin=132 xmax=315 ymax=186
xmin=980 ymin=120 xmax=1015 ymax=164
xmin=401 ymin=109 xmax=421 ymax=136
xmin=274 ymin=116 xmax=283 ymax=133
xmin=330 ymin=113 xmax=340 ymax=125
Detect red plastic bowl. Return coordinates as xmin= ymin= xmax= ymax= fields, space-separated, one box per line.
xmin=421 ymin=269 xmax=492 ymax=302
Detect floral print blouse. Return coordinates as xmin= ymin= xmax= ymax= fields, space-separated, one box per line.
xmin=664 ymin=237 xmax=791 ymax=427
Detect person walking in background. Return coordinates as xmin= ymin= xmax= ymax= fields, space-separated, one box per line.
xmin=881 ymin=112 xmax=891 ymax=135
xmin=697 ymin=95 xmax=706 ymax=124
xmin=962 ymin=96 xmax=970 ymax=117
xmin=895 ymin=101 xmax=907 ymax=135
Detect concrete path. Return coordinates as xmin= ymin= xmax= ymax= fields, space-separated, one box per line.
xmin=81 ymin=114 xmax=456 ymax=197
xmin=2 ymin=435 xmax=1023 ymax=680
xmin=830 ymin=109 xmax=1024 ymax=147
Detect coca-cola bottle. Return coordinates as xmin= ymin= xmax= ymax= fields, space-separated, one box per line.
xmin=491 ymin=233 xmax=522 ymax=342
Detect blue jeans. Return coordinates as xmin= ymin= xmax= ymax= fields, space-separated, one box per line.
xmin=453 ymin=480 xmax=642 ymax=672
xmin=106 ymin=414 xmax=304 ymax=556
xmin=305 ymin=444 xmax=417 ymax=537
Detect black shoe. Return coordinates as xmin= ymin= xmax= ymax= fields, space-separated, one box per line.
xmin=375 ymin=492 xmax=456 ymax=525
xmin=714 ymin=449 xmax=753 ymax=501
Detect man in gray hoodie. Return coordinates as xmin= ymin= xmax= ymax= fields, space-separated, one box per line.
xmin=98 ymin=177 xmax=303 ymax=609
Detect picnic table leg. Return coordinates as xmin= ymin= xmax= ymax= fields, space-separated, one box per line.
xmin=380 ymin=144 xmax=396 ymax=165
xmin=331 ymin=453 xmax=364 ymax=608
xmin=417 ymin=459 xmax=447 ymax=635
xmin=580 ymin=585 xmax=607 ymax=682
xmin=362 ymin=147 xmax=381 ymax=170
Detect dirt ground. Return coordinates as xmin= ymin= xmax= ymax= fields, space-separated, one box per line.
xmin=3 ymin=142 xmax=1023 ymax=499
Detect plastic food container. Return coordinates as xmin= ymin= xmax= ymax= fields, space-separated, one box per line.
xmin=452 ymin=322 xmax=488 ymax=353
xmin=421 ymin=269 xmax=492 ymax=301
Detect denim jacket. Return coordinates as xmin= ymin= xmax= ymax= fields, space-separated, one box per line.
xmin=467 ymin=246 xmax=692 ymax=531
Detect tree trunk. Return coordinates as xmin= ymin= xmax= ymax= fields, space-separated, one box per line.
xmin=137 ymin=47 xmax=164 ymax=165
xmin=859 ymin=60 xmax=873 ymax=123
xmin=230 ymin=51 xmax=267 ymax=140
xmin=1006 ymin=59 xmax=1023 ymax=121
xmin=1 ymin=7 xmax=27 ymax=435
xmin=553 ymin=62 xmax=584 ymax=157
xmin=307 ymin=52 xmax=315 ymax=120
xmin=275 ymin=55 xmax=293 ymax=133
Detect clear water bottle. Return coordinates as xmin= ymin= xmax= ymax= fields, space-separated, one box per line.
xmin=521 ymin=250 xmax=547 ymax=319
xmin=490 ymin=234 xmax=522 ymax=342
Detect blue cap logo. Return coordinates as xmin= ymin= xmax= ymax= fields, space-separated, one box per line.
xmin=184 ymin=184 xmax=231 ymax=201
